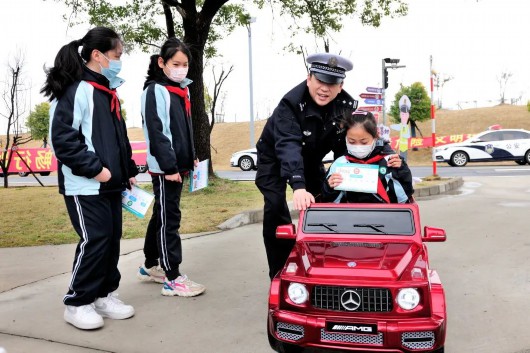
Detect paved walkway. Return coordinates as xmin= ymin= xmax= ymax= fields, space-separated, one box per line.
xmin=0 ymin=178 xmax=464 ymax=353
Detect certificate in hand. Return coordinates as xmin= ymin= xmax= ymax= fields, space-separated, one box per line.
xmin=329 ymin=162 xmax=379 ymax=193
xmin=121 ymin=185 xmax=155 ymax=218
xmin=189 ymin=159 xmax=209 ymax=192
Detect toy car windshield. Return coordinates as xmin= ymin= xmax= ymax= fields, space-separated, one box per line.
xmin=303 ymin=207 xmax=415 ymax=235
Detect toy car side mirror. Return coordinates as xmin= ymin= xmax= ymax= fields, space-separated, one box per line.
xmin=423 ymin=226 xmax=446 ymax=242
xmin=276 ymin=224 xmax=296 ymax=240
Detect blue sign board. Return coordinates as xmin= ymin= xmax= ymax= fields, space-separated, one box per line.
xmin=366 ymin=87 xmax=383 ymax=93
xmin=364 ymin=98 xmax=384 ymax=105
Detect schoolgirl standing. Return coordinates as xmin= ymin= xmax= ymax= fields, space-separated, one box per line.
xmin=42 ymin=27 xmax=138 ymax=330
xmin=136 ymin=38 xmax=205 ymax=297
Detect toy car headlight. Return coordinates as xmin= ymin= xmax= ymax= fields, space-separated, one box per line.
xmin=288 ymin=283 xmax=309 ymax=304
xmin=397 ymin=288 xmax=420 ymax=310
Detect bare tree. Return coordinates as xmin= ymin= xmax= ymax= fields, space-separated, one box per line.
xmin=209 ymin=64 xmax=234 ymax=134
xmin=0 ymin=53 xmax=30 ymax=188
xmin=497 ymin=71 xmax=513 ymax=105
xmin=433 ymin=72 xmax=453 ymax=109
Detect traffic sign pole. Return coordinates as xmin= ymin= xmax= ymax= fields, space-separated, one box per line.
xmin=430 ymin=55 xmax=437 ymax=176
xmin=382 ymin=59 xmax=386 ymax=125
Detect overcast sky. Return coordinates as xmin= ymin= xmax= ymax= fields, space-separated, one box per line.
xmin=1 ymin=0 xmax=529 ymax=133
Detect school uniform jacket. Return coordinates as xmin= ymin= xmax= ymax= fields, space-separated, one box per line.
xmin=49 ymin=67 xmax=138 ymax=196
xmin=141 ymin=77 xmax=196 ymax=175
xmin=322 ymin=140 xmax=414 ymax=203
xmin=256 ymin=81 xmax=358 ymax=193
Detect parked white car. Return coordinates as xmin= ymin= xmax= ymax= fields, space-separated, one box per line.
xmin=230 ymin=148 xmax=335 ymax=171
xmin=433 ymin=128 xmax=530 ymax=167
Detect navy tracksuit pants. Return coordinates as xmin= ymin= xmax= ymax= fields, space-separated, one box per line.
xmin=63 ymin=193 xmax=122 ymax=306
xmin=143 ymin=175 xmax=183 ymax=281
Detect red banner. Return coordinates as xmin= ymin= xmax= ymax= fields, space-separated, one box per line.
xmin=2 ymin=143 xmax=148 ymax=174
xmin=3 ymin=148 xmax=58 ymax=173
xmin=388 ymin=133 xmax=475 ymax=149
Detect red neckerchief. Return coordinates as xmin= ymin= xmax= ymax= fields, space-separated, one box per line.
xmin=344 ymin=154 xmax=390 ymax=203
xmin=165 ymin=85 xmax=191 ymax=117
xmin=85 ymin=81 xmax=121 ymax=120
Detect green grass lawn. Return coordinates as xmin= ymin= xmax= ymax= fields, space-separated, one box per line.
xmin=0 ymin=175 xmax=448 ymax=248
xmin=0 ymin=177 xmax=264 ymax=248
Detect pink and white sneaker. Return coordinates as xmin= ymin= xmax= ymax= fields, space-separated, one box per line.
xmin=161 ymin=275 xmax=206 ymax=297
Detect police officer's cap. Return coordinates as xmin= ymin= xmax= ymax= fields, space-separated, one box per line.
xmin=306 ymin=53 xmax=353 ymax=84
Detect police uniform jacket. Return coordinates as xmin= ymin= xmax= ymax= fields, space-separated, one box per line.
xmin=256 ymin=81 xmax=357 ymax=193
xmin=322 ymin=140 xmax=414 ymax=203
xmin=49 ymin=66 xmax=138 ymax=196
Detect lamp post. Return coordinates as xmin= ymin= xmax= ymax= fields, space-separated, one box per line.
xmin=247 ymin=17 xmax=256 ymax=148
xmin=381 ymin=58 xmax=406 ymax=125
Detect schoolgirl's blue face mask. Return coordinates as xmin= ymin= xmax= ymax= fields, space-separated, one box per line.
xmin=99 ymin=52 xmax=123 ymax=87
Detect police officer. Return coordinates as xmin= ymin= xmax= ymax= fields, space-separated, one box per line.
xmin=255 ymin=53 xmax=358 ymax=279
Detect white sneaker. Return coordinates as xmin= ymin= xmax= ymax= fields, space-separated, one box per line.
xmin=137 ymin=264 xmax=165 ymax=283
xmin=94 ymin=292 xmax=135 ymax=320
xmin=64 ymin=304 xmax=104 ymax=330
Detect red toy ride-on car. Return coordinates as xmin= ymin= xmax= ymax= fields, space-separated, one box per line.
xmin=267 ymin=202 xmax=446 ymax=353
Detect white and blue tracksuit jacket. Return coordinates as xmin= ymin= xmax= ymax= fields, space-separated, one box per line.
xmin=49 ymin=67 xmax=138 ymax=195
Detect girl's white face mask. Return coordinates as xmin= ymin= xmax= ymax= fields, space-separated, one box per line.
xmin=346 ymin=140 xmax=375 ymax=159
xmin=166 ymin=66 xmax=188 ymax=83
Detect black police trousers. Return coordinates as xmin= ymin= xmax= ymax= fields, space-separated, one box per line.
xmin=142 ymin=175 xmax=183 ymax=281
xmin=63 ymin=192 xmax=122 ymax=306
xmin=256 ymin=163 xmax=323 ymax=280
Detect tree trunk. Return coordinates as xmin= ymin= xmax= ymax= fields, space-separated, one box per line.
xmin=182 ymin=12 xmax=214 ymax=176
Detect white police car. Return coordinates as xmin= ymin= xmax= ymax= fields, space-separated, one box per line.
xmin=433 ymin=128 xmax=530 ymax=167
xmin=230 ymin=148 xmax=258 ymax=171
xmin=230 ymin=149 xmax=335 ymax=171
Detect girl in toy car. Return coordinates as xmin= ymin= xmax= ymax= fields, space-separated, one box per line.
xmin=323 ymin=110 xmax=414 ymax=203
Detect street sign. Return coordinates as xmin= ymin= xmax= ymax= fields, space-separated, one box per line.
xmin=359 ymin=93 xmax=382 ymax=99
xmin=364 ymin=98 xmax=384 ymax=105
xmin=366 ymin=87 xmax=383 ymax=93
xmin=357 ymin=106 xmax=382 ymax=112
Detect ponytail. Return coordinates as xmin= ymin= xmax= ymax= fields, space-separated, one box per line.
xmin=143 ymin=54 xmax=164 ymax=89
xmin=41 ymin=26 xmax=122 ymax=100
xmin=41 ymin=39 xmax=84 ymax=100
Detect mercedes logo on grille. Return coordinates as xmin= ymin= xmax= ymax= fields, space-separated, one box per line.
xmin=340 ymin=290 xmax=361 ymax=311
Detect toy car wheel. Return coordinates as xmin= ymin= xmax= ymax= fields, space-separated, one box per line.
xmin=18 ymin=172 xmax=29 ymax=177
xmin=137 ymin=165 xmax=148 ymax=173
xmin=515 ymin=160 xmax=526 ymax=165
xmin=450 ymin=151 xmax=468 ymax=167
xmin=238 ymin=156 xmax=254 ymax=171
xmin=39 ymin=172 xmax=51 ymax=176
xmin=429 ymin=347 xmax=444 ymax=353
xmin=276 ymin=342 xmax=304 ymax=353
xmin=267 ymin=318 xmax=304 ymax=353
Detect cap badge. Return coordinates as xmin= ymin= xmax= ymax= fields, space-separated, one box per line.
xmin=303 ymin=130 xmax=312 ymax=136
xmin=327 ymin=57 xmax=338 ymax=68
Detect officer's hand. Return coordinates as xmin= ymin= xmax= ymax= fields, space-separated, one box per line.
xmin=328 ymin=173 xmax=343 ymax=189
xmin=293 ymin=189 xmax=315 ymax=211
xmin=194 ymin=159 xmax=199 ymax=168
xmin=165 ymin=173 xmax=182 ymax=183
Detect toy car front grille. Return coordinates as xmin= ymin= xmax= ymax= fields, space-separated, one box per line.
xmin=312 ymin=286 xmax=393 ymax=312
xmin=321 ymin=329 xmax=384 ymax=345
xmin=276 ymin=322 xmax=304 ymax=341
xmin=402 ymin=331 xmax=435 ymax=350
